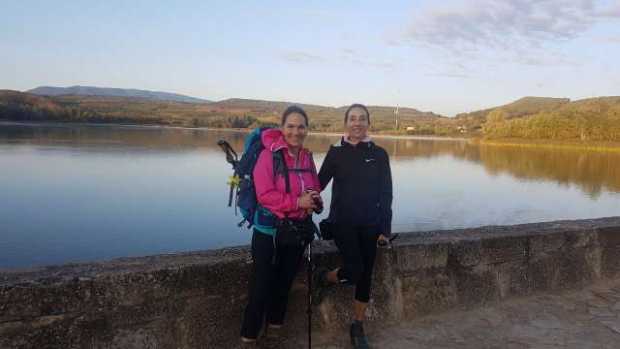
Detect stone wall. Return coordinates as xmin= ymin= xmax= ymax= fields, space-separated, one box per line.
xmin=1 ymin=217 xmax=619 ymax=348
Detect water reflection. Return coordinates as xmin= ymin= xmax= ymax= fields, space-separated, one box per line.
xmin=2 ymin=122 xmax=619 ymax=197
xmin=1 ymin=122 xmax=618 ymax=268
xmin=473 ymin=145 xmax=620 ymax=197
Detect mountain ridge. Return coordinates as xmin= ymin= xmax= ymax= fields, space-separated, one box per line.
xmin=27 ymin=85 xmax=211 ymax=104
xmin=3 ymin=89 xmax=619 ymax=140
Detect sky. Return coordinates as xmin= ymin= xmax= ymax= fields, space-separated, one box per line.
xmin=1 ymin=0 xmax=619 ymax=116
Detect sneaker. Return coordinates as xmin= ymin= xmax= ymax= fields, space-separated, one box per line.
xmin=240 ymin=337 xmax=257 ymax=348
xmin=264 ymin=324 xmax=283 ymax=339
xmin=311 ymin=267 xmax=329 ymax=306
xmin=350 ymin=321 xmax=370 ymax=349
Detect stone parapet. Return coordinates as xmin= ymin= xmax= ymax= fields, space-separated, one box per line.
xmin=1 ymin=217 xmax=619 ymax=348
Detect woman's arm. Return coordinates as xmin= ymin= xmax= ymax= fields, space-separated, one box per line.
xmin=318 ymin=146 xmax=335 ymax=191
xmin=308 ymin=152 xmax=321 ymax=192
xmin=378 ymin=148 xmax=393 ymax=236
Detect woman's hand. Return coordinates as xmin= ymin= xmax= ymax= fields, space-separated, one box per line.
xmin=377 ymin=234 xmax=389 ymax=247
xmin=310 ymin=192 xmax=323 ymax=213
xmin=298 ymin=191 xmax=318 ymax=210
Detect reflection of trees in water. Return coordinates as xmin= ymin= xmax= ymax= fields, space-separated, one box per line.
xmin=3 ymin=124 xmax=619 ymax=196
xmin=0 ymin=124 xmax=248 ymax=151
xmin=364 ymin=137 xmax=620 ymax=196
xmin=470 ymin=145 xmax=620 ymax=197
xmin=346 ymin=136 xmax=620 ymax=197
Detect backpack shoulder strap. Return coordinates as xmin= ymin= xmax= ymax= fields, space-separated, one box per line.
xmin=272 ymin=150 xmax=291 ymax=193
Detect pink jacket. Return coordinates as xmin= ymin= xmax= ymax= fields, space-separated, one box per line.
xmin=253 ymin=129 xmax=321 ymax=220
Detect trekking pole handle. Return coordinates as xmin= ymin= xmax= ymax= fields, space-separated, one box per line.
xmin=217 ymin=140 xmax=239 ymax=167
xmin=378 ymin=233 xmax=399 ymax=248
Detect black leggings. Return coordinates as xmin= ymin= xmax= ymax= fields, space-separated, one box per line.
xmin=240 ymin=229 xmax=305 ymax=339
xmin=333 ymin=225 xmax=379 ymax=303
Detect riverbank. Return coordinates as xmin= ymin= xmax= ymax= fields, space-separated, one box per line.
xmin=5 ymin=119 xmax=620 ymax=151
xmin=0 ymin=120 xmax=466 ymax=141
xmin=476 ymin=137 xmax=620 ymax=152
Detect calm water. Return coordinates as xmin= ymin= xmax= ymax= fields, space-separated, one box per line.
xmin=1 ymin=122 xmax=619 ymax=269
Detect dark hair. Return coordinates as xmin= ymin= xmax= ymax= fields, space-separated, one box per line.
xmin=344 ymin=103 xmax=370 ymax=123
xmin=281 ymin=105 xmax=308 ymax=126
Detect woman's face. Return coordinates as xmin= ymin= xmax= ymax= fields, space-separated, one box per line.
xmin=281 ymin=113 xmax=308 ymax=148
xmin=345 ymin=107 xmax=369 ymax=140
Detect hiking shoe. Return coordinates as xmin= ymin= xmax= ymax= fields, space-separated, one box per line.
xmin=239 ymin=337 xmax=257 ymax=348
xmin=264 ymin=324 xmax=283 ymax=339
xmin=350 ymin=321 xmax=370 ymax=349
xmin=311 ymin=267 xmax=329 ymax=306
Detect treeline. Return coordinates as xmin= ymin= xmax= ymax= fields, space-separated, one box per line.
xmin=0 ymin=91 xmax=453 ymax=134
xmin=0 ymin=100 xmax=162 ymax=125
xmin=0 ymin=91 xmax=273 ymax=128
xmin=482 ymin=97 xmax=620 ymax=142
xmin=191 ymin=115 xmax=275 ymax=128
xmin=4 ymin=90 xmax=620 ymax=142
xmin=1 ymin=102 xmax=268 ymax=129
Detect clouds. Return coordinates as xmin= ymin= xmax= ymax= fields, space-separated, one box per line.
xmin=598 ymin=2 xmax=620 ymax=17
xmin=602 ymin=35 xmax=620 ymax=43
xmin=405 ymin=0 xmax=620 ymax=56
xmin=338 ymin=48 xmax=396 ymax=70
xmin=280 ymin=49 xmax=396 ymax=70
xmin=281 ymin=51 xmax=325 ymax=64
xmin=425 ymin=72 xmax=471 ymax=79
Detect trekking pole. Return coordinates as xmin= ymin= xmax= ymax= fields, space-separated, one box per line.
xmin=377 ymin=233 xmax=400 ymax=248
xmin=307 ymin=241 xmax=312 ymax=349
xmin=217 ymin=140 xmax=240 ymax=207
xmin=216 ymin=140 xmax=239 ymax=169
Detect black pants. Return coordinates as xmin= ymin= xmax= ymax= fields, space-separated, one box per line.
xmin=333 ymin=225 xmax=379 ymax=303
xmin=240 ymin=229 xmax=305 ymax=339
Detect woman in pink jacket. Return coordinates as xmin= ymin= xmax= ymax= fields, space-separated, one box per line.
xmin=240 ymin=106 xmax=322 ymax=345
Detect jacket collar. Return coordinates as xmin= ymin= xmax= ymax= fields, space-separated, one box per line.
xmin=336 ymin=135 xmax=374 ymax=149
xmin=343 ymin=133 xmax=372 ymax=145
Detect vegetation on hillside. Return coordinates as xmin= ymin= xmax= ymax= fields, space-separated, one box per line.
xmin=2 ymin=90 xmax=620 ymax=142
xmin=0 ymin=91 xmax=449 ymax=134
xmin=481 ymin=97 xmax=620 ymax=141
xmin=454 ymin=97 xmax=571 ymax=134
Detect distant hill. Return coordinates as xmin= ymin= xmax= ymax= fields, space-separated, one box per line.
xmin=457 ymin=97 xmax=570 ymax=120
xmin=480 ymin=96 xmax=620 ymax=141
xmin=0 ymin=91 xmax=447 ymax=133
xmin=454 ymin=97 xmax=572 ymax=132
xmin=5 ymin=89 xmax=617 ymax=141
xmin=0 ymin=90 xmax=169 ymax=124
xmin=27 ymin=86 xmax=211 ymax=104
xmin=491 ymin=97 xmax=571 ymax=119
xmin=207 ymin=98 xmax=444 ymax=132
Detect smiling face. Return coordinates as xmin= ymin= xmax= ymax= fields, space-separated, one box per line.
xmin=281 ymin=112 xmax=308 ymax=149
xmin=345 ymin=106 xmax=369 ymax=141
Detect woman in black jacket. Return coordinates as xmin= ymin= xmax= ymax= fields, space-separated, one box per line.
xmin=317 ymin=103 xmax=392 ymax=348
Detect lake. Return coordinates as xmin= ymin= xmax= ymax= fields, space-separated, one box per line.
xmin=1 ymin=122 xmax=619 ymax=269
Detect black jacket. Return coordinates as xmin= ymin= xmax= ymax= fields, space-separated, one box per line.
xmin=318 ymin=138 xmax=393 ymax=235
